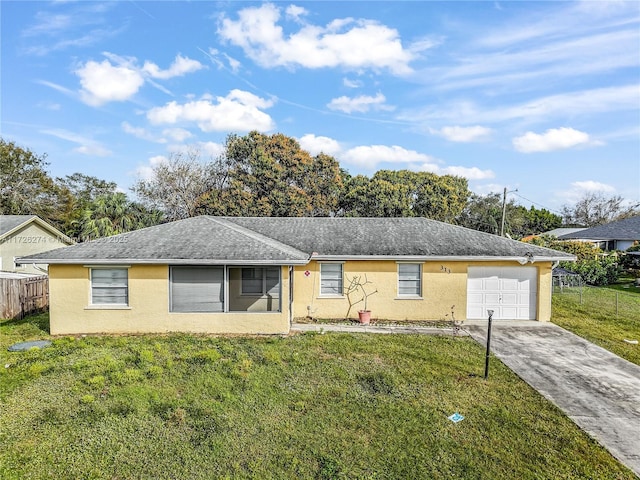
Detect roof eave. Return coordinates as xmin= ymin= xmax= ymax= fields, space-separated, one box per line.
xmin=310 ymin=254 xmax=576 ymax=262
xmin=16 ymin=257 xmax=310 ymax=266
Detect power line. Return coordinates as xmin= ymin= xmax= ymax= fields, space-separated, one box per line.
xmin=512 ymin=192 xmax=564 ymax=216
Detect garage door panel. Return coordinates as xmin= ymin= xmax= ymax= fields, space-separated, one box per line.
xmin=501 ymin=278 xmax=519 ymax=291
xmin=502 ymin=293 xmax=518 ymax=304
xmin=467 ymin=267 xmax=537 ymax=320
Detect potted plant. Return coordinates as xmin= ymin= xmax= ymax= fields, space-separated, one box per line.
xmin=344 ymin=274 xmax=378 ymax=325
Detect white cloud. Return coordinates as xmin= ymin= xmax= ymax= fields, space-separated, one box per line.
xmin=73 ymin=144 xmax=111 ymax=157
xmin=217 ymin=3 xmax=414 ymax=75
xmin=297 ymin=133 xmax=493 ymax=179
xmin=40 ymin=128 xmax=111 ymax=156
xmin=75 ymin=53 xmax=204 ymax=106
xmin=142 ymin=54 xmax=204 ymax=79
xmin=558 ymin=179 xmax=617 ymax=203
xmin=162 ymin=128 xmax=193 ymax=142
xmin=285 ymin=5 xmax=308 ymax=21
xmin=342 ymin=145 xmax=435 ymax=168
xmin=436 ymin=165 xmax=495 ymax=180
xmin=76 ymin=59 xmax=145 ymax=106
xmin=327 ymin=92 xmax=392 ymax=114
xmin=197 ymin=141 xmax=225 ymax=158
xmin=513 ymin=127 xmax=591 ymax=153
xmin=136 ymin=155 xmax=168 ymax=180
xmin=122 ymin=121 xmax=165 ymax=143
xmin=343 ymin=78 xmax=362 ymax=88
xmin=298 ymin=134 xmax=342 ymax=156
xmin=432 ymin=125 xmax=492 ymax=143
xmin=401 ymin=85 xmax=639 ymax=126
xmin=146 ymin=89 xmax=276 ymax=132
xmin=571 ymin=180 xmax=616 ymax=193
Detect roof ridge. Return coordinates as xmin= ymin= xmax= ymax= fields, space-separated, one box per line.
xmin=205 ymin=217 xmax=310 ymax=260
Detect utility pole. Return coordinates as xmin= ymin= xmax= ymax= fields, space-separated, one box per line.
xmin=500 ymin=187 xmax=507 ymax=237
xmin=500 ymin=187 xmax=517 ymax=237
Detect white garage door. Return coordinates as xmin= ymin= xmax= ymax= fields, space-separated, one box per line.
xmin=467 ymin=267 xmax=537 ymax=320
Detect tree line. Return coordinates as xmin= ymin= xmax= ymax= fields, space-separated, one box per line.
xmin=2 ymin=133 xmax=637 ymax=242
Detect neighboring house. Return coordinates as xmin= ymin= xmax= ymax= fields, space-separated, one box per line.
xmin=18 ymin=216 xmax=575 ymax=335
xmin=544 ymin=228 xmax=587 ymax=238
xmin=558 ymin=216 xmax=640 ymax=251
xmin=0 ymin=215 xmax=73 ymax=275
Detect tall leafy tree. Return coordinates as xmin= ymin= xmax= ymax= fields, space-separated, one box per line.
xmin=56 ymin=173 xmax=119 ymax=236
xmin=457 ymin=193 xmax=561 ymax=238
xmin=209 ymin=132 xmax=343 ymax=217
xmin=0 ymin=138 xmax=64 ymax=224
xmin=77 ymin=192 xmax=163 ymax=239
xmin=341 ymin=170 xmax=469 ymax=221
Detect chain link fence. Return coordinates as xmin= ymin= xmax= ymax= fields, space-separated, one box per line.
xmin=553 ymin=284 xmax=640 ymax=319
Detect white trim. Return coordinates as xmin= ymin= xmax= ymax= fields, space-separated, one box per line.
xmin=84 ymin=264 xmax=131 ymax=269
xmin=85 ymin=305 xmax=131 ymax=310
xmin=312 ymin=255 xmax=574 ymax=262
xmin=31 ymin=258 xmax=309 ymax=265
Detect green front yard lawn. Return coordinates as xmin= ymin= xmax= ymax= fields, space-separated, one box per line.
xmin=552 ymin=289 xmax=640 ymax=366
xmin=0 ymin=313 xmax=634 ymax=479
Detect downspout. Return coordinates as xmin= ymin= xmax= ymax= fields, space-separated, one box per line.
xmin=288 ymin=266 xmax=294 ymax=327
xmin=32 ymin=264 xmax=48 ymax=274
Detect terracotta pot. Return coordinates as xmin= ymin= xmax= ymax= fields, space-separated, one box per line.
xmin=358 ymin=310 xmax=371 ymax=325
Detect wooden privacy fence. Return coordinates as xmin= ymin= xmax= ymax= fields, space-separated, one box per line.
xmin=0 ymin=274 xmax=49 ymax=320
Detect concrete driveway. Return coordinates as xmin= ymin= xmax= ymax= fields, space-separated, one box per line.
xmin=465 ymin=321 xmax=640 ymax=477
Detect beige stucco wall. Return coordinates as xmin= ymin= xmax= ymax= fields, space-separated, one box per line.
xmin=0 ymin=223 xmax=71 ymax=274
xmin=48 ymin=259 xmax=555 ymax=335
xmin=293 ymin=259 xmax=554 ymax=322
xmin=48 ymin=264 xmax=290 ymax=335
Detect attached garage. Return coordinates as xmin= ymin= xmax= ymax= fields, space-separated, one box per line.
xmin=467 ymin=266 xmax=538 ymax=320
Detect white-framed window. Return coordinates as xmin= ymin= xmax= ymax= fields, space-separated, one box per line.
xmin=241 ymin=267 xmax=280 ymax=296
xmin=170 ymin=266 xmax=224 ymax=313
xmin=320 ymin=263 xmax=343 ymax=296
xmin=91 ymin=268 xmax=129 ymax=305
xmin=398 ymin=263 xmax=422 ymax=297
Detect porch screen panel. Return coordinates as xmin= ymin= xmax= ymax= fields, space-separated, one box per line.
xmin=170 ymin=266 xmax=224 ymax=312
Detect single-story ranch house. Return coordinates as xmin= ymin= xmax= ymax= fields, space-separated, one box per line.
xmin=18 ymin=216 xmax=575 ymax=335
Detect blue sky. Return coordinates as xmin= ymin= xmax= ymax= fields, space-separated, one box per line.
xmin=2 ymin=1 xmax=639 ymax=213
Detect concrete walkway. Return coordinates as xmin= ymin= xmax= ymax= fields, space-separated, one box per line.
xmin=465 ymin=322 xmax=640 ymax=477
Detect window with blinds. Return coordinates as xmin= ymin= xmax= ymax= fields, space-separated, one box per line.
xmin=398 ymin=263 xmax=422 ymax=297
xmin=241 ymin=267 xmax=280 ymax=296
xmin=91 ymin=268 xmax=129 ymax=305
xmin=320 ymin=263 xmax=343 ymax=296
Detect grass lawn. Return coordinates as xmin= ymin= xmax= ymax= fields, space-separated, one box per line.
xmin=1 ymin=313 xmax=635 ymax=479
xmin=552 ymin=287 xmax=640 ymax=366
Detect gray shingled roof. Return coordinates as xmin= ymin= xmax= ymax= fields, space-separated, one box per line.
xmin=19 ymin=216 xmax=574 ymax=264
xmin=225 ymin=217 xmax=574 ymax=260
xmin=19 ymin=217 xmax=309 ymax=265
xmin=559 ymin=216 xmax=640 ymax=241
xmin=0 ymin=215 xmax=38 ymax=238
